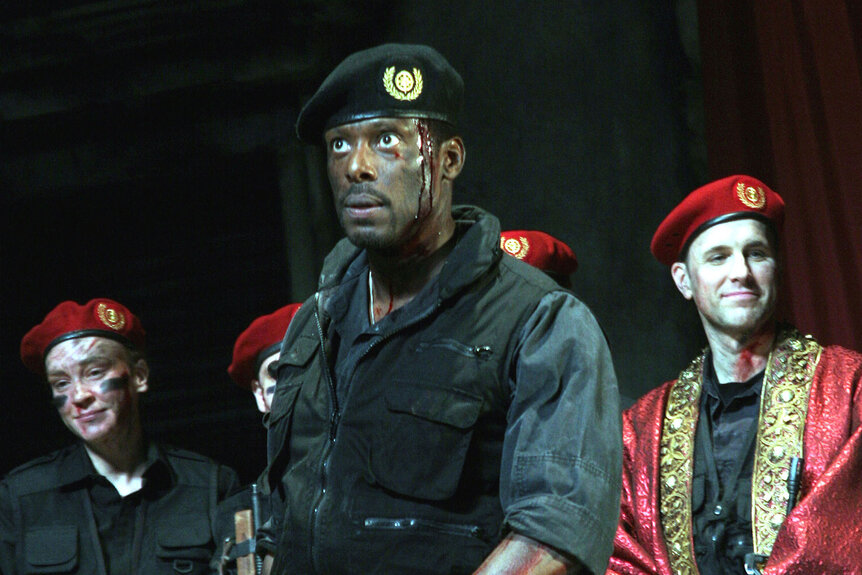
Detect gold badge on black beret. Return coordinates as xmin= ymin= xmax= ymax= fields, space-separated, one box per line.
xmin=296 ymin=43 xmax=463 ymax=144
xmin=383 ymin=67 xmax=423 ymax=101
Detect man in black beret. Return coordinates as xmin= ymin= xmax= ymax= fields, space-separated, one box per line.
xmin=261 ymin=43 xmax=621 ymax=575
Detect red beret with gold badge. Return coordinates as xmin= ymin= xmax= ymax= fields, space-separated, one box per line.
xmin=228 ymin=303 xmax=302 ymax=389
xmin=20 ymin=298 xmax=146 ymax=375
xmin=500 ymin=230 xmax=579 ymax=280
xmin=650 ymin=174 xmax=785 ymax=266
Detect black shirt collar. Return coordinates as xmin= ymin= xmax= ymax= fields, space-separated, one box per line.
xmin=62 ymin=441 xmax=173 ymax=490
xmin=702 ymin=351 xmax=765 ymax=408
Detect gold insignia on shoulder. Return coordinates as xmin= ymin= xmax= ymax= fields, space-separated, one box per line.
xmin=501 ymin=236 xmax=530 ymax=259
xmin=383 ymin=67 xmax=423 ymax=101
xmin=96 ymin=302 xmax=126 ymax=331
xmin=736 ymin=181 xmax=766 ymax=209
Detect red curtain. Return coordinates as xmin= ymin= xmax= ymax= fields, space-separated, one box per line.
xmin=698 ymin=0 xmax=862 ymax=351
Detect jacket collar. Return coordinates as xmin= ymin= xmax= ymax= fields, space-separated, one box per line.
xmin=56 ymin=441 xmax=171 ymax=489
xmin=316 ymin=205 xmax=501 ymax=312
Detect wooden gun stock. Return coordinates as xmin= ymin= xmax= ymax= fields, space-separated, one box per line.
xmin=234 ymin=509 xmax=255 ymax=575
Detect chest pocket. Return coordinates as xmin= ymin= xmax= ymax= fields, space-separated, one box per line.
xmin=267 ymin=333 xmax=320 ymax=487
xmin=155 ymin=518 xmax=213 ymax=574
xmin=24 ymin=525 xmax=78 ymax=573
xmin=370 ymin=382 xmax=483 ymax=501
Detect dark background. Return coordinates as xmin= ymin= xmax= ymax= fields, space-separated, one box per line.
xmin=3 ymin=0 xmax=858 ymax=483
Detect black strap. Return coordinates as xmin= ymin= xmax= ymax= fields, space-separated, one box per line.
xmin=225 ymin=538 xmax=257 ymax=561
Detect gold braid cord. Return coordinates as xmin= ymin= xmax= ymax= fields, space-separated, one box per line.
xmin=751 ymin=330 xmax=821 ymax=555
xmin=659 ymin=329 xmax=821 ymax=575
xmin=659 ymin=354 xmax=704 ymax=575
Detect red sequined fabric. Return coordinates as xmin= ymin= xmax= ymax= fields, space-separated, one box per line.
xmin=607 ymin=344 xmax=862 ymax=575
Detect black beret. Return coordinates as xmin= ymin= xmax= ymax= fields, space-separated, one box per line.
xmin=296 ymin=43 xmax=463 ymax=144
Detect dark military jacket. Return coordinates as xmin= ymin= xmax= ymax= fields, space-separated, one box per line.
xmin=263 ymin=206 xmax=621 ymax=574
xmin=0 ymin=442 xmax=239 ymax=575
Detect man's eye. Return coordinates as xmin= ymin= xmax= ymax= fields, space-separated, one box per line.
xmin=330 ymin=138 xmax=347 ymax=152
xmin=51 ymin=380 xmax=70 ymax=391
xmin=707 ymin=254 xmax=727 ymax=263
xmin=379 ymin=133 xmax=401 ymax=148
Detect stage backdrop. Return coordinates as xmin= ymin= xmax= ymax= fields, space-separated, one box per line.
xmin=698 ymin=0 xmax=862 ymax=352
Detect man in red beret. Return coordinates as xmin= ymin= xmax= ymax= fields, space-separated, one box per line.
xmin=216 ymin=303 xmax=302 ymax=575
xmin=607 ymin=176 xmax=862 ymax=575
xmin=0 ymin=298 xmax=240 ymax=575
xmin=500 ymin=230 xmax=578 ymax=288
xmin=260 ymin=44 xmax=622 ymax=575
xmin=228 ymin=303 xmax=303 ymax=414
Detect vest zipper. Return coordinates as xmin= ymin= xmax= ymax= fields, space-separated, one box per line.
xmin=415 ymin=340 xmax=493 ymax=359
xmin=363 ymin=517 xmax=483 ymax=538
xmin=308 ymin=297 xmax=339 ymax=573
xmin=308 ymin=296 xmax=446 ymax=571
xmin=314 ymin=294 xmax=340 ymax=441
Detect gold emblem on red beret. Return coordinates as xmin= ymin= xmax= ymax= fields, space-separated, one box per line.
xmin=383 ymin=67 xmax=423 ymax=101
xmin=736 ymin=181 xmax=766 ymax=209
xmin=96 ymin=302 xmax=126 ymax=331
xmin=501 ymin=236 xmax=530 ymax=259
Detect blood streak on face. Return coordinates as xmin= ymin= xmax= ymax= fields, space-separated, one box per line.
xmin=413 ymin=119 xmax=435 ymax=219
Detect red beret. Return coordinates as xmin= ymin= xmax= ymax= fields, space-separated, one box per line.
xmin=20 ymin=298 xmax=146 ymax=375
xmin=500 ymin=230 xmax=578 ymax=276
xmin=228 ymin=303 xmax=302 ymax=389
xmin=651 ymin=174 xmax=785 ymax=266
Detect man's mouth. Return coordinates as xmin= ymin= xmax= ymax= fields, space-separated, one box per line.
xmin=344 ymin=193 xmax=386 ymax=217
xmin=75 ymin=409 xmax=105 ymax=422
xmin=723 ymin=290 xmax=759 ymax=301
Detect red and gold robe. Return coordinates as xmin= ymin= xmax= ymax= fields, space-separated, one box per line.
xmin=608 ymin=331 xmax=862 ymax=575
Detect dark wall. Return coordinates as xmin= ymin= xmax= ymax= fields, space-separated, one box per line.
xmin=1 ymin=1 xmax=705 ymax=479
xmin=380 ymin=1 xmax=708 ymax=403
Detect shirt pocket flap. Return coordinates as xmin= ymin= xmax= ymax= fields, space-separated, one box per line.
xmin=385 ymin=384 xmax=483 ymax=429
xmin=25 ymin=525 xmax=78 ymax=570
xmin=279 ymin=334 xmax=319 ymax=368
xmin=156 ymin=518 xmax=212 ymax=559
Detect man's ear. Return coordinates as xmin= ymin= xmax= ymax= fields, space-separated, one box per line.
xmin=250 ymin=379 xmax=269 ymax=414
xmin=439 ymin=136 xmax=465 ymax=181
xmin=133 ymin=359 xmax=150 ymax=393
xmin=671 ymin=262 xmax=693 ymax=300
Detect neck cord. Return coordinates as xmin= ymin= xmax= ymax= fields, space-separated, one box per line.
xmin=368 ymin=270 xmax=376 ymax=324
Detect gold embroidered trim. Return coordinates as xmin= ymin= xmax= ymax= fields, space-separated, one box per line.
xmin=751 ymin=330 xmax=820 ymax=555
xmin=659 ymin=330 xmax=822 ymax=574
xmin=659 ymin=354 xmax=703 ymax=575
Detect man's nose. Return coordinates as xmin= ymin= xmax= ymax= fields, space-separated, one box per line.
xmin=71 ymin=380 xmax=95 ymax=405
xmin=346 ymin=144 xmax=377 ymax=183
xmin=728 ymin=252 xmax=752 ymax=280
